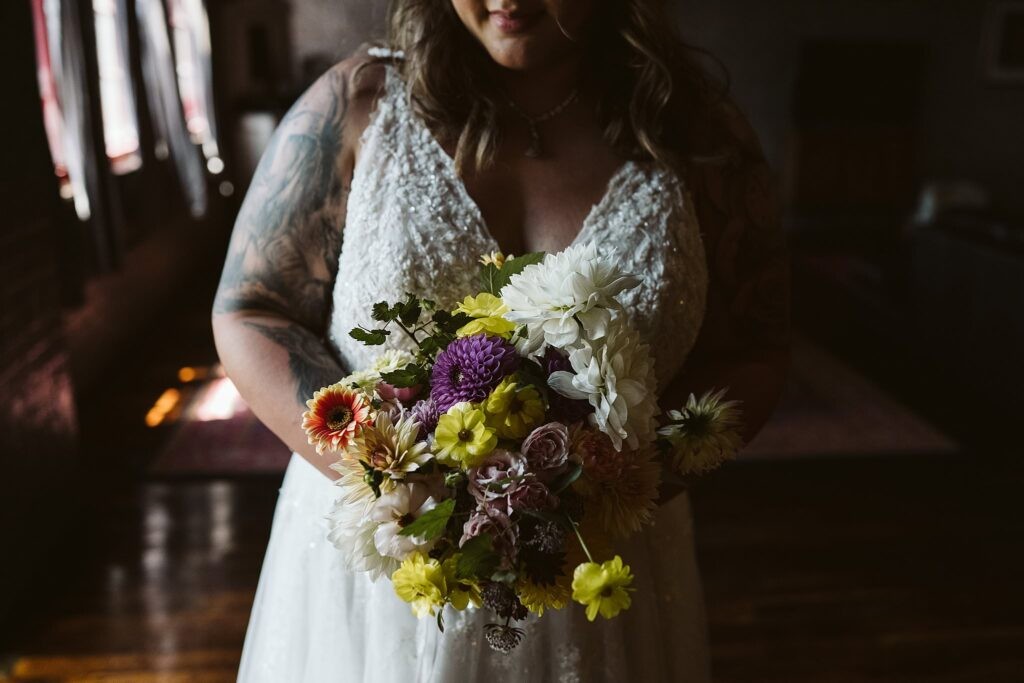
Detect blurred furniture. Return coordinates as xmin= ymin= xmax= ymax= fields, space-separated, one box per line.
xmin=909 ymin=211 xmax=1024 ymax=411
xmin=786 ymin=39 xmax=1022 ymax=437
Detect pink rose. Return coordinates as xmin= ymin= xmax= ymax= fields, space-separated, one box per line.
xmin=377 ymin=382 xmax=421 ymax=404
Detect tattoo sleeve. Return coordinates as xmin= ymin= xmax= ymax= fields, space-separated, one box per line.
xmin=213 ymin=65 xmax=352 ymax=404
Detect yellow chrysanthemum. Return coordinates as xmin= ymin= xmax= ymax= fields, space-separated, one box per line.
xmin=455 ymin=293 xmax=508 ymax=318
xmin=456 ymin=316 xmax=517 ymax=338
xmin=518 ymin=577 xmax=571 ymax=616
xmin=433 ymin=402 xmax=497 ymax=468
xmin=484 ymin=378 xmax=545 ymax=439
xmin=454 ymin=293 xmax=516 ymax=338
xmin=392 ymin=554 xmax=448 ymax=618
xmin=571 ymin=555 xmax=635 ymax=621
xmin=442 ymin=558 xmax=482 ymax=611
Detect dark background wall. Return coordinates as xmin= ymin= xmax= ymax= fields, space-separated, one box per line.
xmin=675 ymin=0 xmax=1024 ymax=217
xmin=0 ymin=1 xmax=79 ymax=623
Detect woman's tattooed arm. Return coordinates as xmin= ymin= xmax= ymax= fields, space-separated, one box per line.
xmin=212 ymin=57 xmax=381 ymax=476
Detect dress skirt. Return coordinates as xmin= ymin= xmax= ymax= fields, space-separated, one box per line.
xmin=238 ymin=453 xmax=712 ymax=682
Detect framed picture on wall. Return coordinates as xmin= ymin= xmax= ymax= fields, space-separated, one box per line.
xmin=982 ymin=1 xmax=1024 ymax=84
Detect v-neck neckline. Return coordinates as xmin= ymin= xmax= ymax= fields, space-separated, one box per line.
xmin=385 ymin=66 xmax=638 ymax=256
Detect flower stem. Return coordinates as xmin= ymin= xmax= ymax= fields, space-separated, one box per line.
xmin=567 ymin=515 xmax=594 ymax=563
xmin=392 ymin=320 xmax=422 ymax=349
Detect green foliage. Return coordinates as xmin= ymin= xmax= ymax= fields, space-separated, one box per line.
xmin=455 ymin=534 xmax=500 ymax=580
xmin=431 ymin=309 xmax=472 ymax=335
xmin=369 ymin=294 xmax=422 ymax=327
xmin=398 ymin=498 xmax=456 ymax=541
xmin=397 ymin=294 xmax=422 ymax=327
xmin=380 ymin=363 xmax=429 ymax=388
xmin=480 ymin=252 xmax=545 ymax=295
xmin=349 ymin=327 xmax=389 ymax=345
xmin=549 ymin=462 xmax=583 ymax=494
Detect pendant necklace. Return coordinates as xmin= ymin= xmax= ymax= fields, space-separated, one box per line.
xmin=505 ymin=88 xmax=580 ymax=158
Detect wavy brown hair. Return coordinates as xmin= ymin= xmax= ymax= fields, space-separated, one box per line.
xmin=383 ymin=0 xmax=738 ymax=179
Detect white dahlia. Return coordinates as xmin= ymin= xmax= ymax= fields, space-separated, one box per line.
xmin=367 ymin=483 xmax=439 ymax=561
xmin=548 ymin=325 xmax=659 ymax=451
xmin=327 ymin=482 xmax=440 ymax=580
xmin=327 ymin=497 xmax=399 ymax=581
xmin=500 ymin=242 xmax=640 ymax=357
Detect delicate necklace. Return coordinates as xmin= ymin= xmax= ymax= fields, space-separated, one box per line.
xmin=505 ymin=88 xmax=580 ymax=158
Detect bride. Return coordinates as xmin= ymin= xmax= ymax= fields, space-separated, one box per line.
xmin=212 ymin=1 xmax=790 ymax=680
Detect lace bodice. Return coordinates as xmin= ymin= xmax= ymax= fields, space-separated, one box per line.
xmin=328 ymin=66 xmax=708 ymax=388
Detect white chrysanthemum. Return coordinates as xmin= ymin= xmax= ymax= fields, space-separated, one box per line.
xmin=339 ymin=368 xmax=380 ymax=392
xmin=500 ymin=242 xmax=640 ymax=357
xmin=657 ymin=389 xmax=744 ymax=475
xmin=372 ymin=349 xmax=416 ymax=374
xmin=338 ymin=350 xmax=416 ymax=393
xmin=326 ymin=482 xmax=439 ymax=581
xmin=548 ymin=325 xmax=659 ymax=451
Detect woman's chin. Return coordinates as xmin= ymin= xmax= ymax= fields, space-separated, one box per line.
xmin=483 ymin=37 xmax=570 ymax=72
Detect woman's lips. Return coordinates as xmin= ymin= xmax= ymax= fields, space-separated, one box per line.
xmin=489 ymin=10 xmax=543 ymax=35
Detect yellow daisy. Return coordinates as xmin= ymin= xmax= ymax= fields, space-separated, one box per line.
xmin=571 ymin=555 xmax=635 ymax=621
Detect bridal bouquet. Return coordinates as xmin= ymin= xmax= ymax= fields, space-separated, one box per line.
xmin=302 ymin=243 xmax=742 ymax=653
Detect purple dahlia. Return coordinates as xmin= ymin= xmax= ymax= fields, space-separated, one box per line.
xmin=431 ymin=334 xmax=519 ymax=412
xmin=410 ymin=398 xmax=440 ymax=438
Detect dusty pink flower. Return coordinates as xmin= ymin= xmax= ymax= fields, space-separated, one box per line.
xmin=522 ymin=422 xmax=570 ymax=479
xmin=508 ymin=479 xmax=556 ymax=512
xmin=460 ymin=508 xmax=518 ymax=561
xmin=467 ymin=449 xmax=528 ymax=510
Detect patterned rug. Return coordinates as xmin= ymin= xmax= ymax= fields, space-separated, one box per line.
xmin=743 ymin=334 xmax=958 ymax=458
xmin=150 ymin=336 xmax=958 ymax=475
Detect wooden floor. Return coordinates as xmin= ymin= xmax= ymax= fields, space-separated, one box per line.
xmin=3 ymin=453 xmax=1022 ymax=682
xmin=2 ymin=274 xmax=1022 ymax=682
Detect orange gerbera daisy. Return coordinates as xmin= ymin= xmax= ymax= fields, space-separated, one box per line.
xmin=302 ymin=384 xmax=373 ymax=455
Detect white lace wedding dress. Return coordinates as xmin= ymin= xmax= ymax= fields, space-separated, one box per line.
xmin=237 ymin=65 xmax=711 ymax=682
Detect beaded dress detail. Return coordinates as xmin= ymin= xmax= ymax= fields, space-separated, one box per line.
xmin=238 ymin=65 xmax=711 ymax=682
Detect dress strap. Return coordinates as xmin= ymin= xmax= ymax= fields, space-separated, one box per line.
xmin=367 ymin=46 xmax=405 ymax=60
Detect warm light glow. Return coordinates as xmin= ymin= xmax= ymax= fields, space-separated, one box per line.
xmin=178 ymin=366 xmax=197 ymax=382
xmin=190 ymin=377 xmax=247 ymax=422
xmin=145 ymin=388 xmax=181 ymax=427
